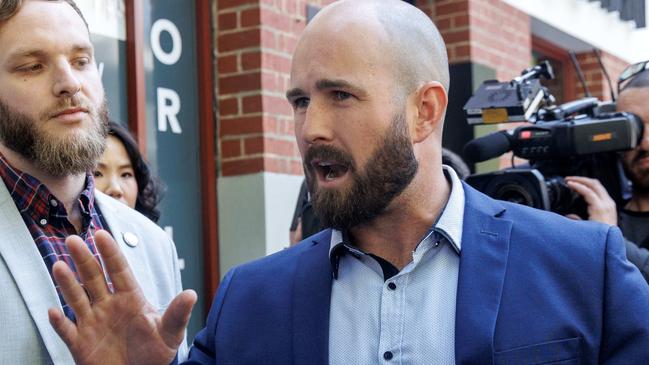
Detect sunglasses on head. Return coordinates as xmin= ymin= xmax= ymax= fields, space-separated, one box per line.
xmin=618 ymin=60 xmax=649 ymax=94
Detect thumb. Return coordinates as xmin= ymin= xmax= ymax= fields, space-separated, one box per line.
xmin=160 ymin=290 xmax=197 ymax=348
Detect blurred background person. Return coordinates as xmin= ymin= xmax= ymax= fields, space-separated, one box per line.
xmin=94 ymin=121 xmax=164 ymax=222
xmin=566 ymin=61 xmax=649 ymax=280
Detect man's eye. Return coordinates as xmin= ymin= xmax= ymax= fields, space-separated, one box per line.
xmin=73 ymin=57 xmax=90 ymax=68
xmin=333 ymin=91 xmax=352 ymax=101
xmin=18 ymin=63 xmax=44 ymax=73
xmin=93 ymin=170 xmax=103 ymax=178
xmin=293 ymin=97 xmax=310 ymax=109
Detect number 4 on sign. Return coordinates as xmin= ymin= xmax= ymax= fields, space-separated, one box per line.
xmin=157 ymin=87 xmax=183 ymax=134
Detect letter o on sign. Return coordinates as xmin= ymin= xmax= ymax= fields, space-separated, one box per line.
xmin=151 ymin=19 xmax=182 ymax=65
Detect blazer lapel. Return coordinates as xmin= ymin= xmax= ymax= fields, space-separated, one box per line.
xmin=94 ymin=191 xmax=146 ymax=280
xmin=292 ymin=230 xmax=333 ymax=365
xmin=455 ymin=184 xmax=512 ymax=365
xmin=0 ymin=183 xmax=74 ymax=364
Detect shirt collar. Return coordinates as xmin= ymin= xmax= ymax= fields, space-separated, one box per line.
xmin=328 ymin=164 xmax=466 ymax=278
xmin=0 ymin=152 xmax=97 ymax=222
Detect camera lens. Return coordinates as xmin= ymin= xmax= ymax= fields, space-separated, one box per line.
xmin=493 ymin=184 xmax=536 ymax=206
xmin=545 ymin=176 xmax=579 ymax=214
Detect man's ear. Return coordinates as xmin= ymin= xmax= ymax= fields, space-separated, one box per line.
xmin=412 ymin=81 xmax=448 ymax=144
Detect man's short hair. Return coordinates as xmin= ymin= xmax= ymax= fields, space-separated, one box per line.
xmin=0 ymin=0 xmax=88 ymax=29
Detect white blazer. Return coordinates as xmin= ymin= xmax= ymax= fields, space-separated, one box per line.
xmin=0 ymin=183 xmax=186 ymax=364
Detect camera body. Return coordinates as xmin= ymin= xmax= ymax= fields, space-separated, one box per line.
xmin=462 ymin=63 xmax=643 ymax=217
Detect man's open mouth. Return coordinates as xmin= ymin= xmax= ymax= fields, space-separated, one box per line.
xmin=311 ymin=160 xmax=350 ymax=181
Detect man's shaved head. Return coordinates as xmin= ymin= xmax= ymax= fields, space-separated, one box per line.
xmin=303 ymin=0 xmax=449 ymax=98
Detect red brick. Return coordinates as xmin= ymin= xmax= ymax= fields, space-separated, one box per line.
xmin=263 ymin=53 xmax=292 ymax=73
xmin=435 ymin=17 xmax=452 ymax=31
xmin=221 ymin=139 xmax=242 ymax=158
xmin=278 ymin=33 xmax=299 ymax=54
xmin=218 ymin=29 xmax=260 ymax=52
xmin=219 ymin=97 xmax=239 ymax=116
xmin=241 ymin=7 xmax=261 ymax=27
xmin=220 ymin=116 xmax=263 ymax=136
xmin=441 ymin=29 xmax=469 ymax=45
xmin=241 ymin=51 xmax=262 ymax=70
xmin=454 ymin=44 xmax=470 ymax=59
xmin=265 ymin=157 xmax=289 ymax=174
xmin=436 ymin=1 xmax=469 ymax=17
xmin=244 ymin=136 xmax=265 ymax=154
xmin=218 ymin=12 xmax=238 ymax=31
xmin=261 ymin=71 xmax=281 ymax=92
xmin=261 ymin=28 xmax=278 ymax=49
xmin=242 ymin=94 xmax=263 ymax=113
xmin=221 ymin=158 xmax=264 ymax=176
xmin=218 ymin=54 xmax=238 ymax=74
xmin=260 ymin=8 xmax=294 ymax=33
xmin=218 ymin=0 xmax=258 ymax=10
xmin=265 ymin=138 xmax=295 ymax=156
xmin=290 ymin=160 xmax=304 ymax=175
xmin=263 ymin=95 xmax=292 ymax=115
xmin=220 ymin=72 xmax=261 ymax=94
xmin=453 ymin=14 xmax=469 ymax=27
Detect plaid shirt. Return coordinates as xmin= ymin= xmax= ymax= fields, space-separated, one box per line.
xmin=0 ymin=153 xmax=111 ymax=320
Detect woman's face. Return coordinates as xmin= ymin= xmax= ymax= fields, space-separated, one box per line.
xmin=94 ymin=135 xmax=139 ymax=209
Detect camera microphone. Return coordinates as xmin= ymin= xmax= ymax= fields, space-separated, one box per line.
xmin=463 ymin=130 xmax=513 ymax=163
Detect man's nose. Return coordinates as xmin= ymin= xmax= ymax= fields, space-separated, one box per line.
xmin=300 ymin=101 xmax=334 ymax=145
xmin=52 ymin=61 xmax=81 ymax=98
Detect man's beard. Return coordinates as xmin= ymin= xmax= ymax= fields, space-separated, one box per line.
xmin=623 ymin=150 xmax=649 ymax=194
xmin=0 ymin=96 xmax=109 ymax=177
xmin=304 ymin=111 xmax=418 ymax=231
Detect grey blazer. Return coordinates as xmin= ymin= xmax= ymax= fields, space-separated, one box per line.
xmin=0 ymin=183 xmax=186 ymax=364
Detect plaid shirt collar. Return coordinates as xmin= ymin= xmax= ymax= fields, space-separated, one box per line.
xmin=0 ymin=152 xmax=96 ymax=226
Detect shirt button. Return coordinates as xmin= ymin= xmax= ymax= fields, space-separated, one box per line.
xmin=39 ymin=218 xmax=47 ymax=226
xmin=387 ymin=282 xmax=397 ymax=290
xmin=383 ymin=351 xmax=393 ymax=360
xmin=50 ymin=199 xmax=58 ymax=207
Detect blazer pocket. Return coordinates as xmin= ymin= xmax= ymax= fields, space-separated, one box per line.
xmin=494 ymin=337 xmax=581 ymax=365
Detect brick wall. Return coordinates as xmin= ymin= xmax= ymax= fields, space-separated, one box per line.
xmin=436 ymin=0 xmax=532 ymax=80
xmin=216 ymin=0 xmax=335 ymax=177
xmin=575 ymin=51 xmax=629 ymax=101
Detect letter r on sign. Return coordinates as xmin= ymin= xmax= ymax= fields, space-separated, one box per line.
xmin=157 ymin=87 xmax=182 ymax=134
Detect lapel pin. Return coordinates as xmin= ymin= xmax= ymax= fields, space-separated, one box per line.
xmin=122 ymin=232 xmax=139 ymax=247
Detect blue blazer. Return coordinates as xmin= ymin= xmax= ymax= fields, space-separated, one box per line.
xmin=186 ymin=184 xmax=649 ymax=364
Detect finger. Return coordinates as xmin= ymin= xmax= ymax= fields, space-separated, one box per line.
xmin=52 ymin=260 xmax=92 ymax=318
xmin=566 ymin=180 xmax=599 ymax=204
xmin=66 ymin=235 xmax=110 ymax=303
xmin=94 ymin=230 xmax=140 ymax=293
xmin=160 ymin=290 xmax=197 ymax=348
xmin=48 ymin=307 xmax=79 ymax=347
xmin=565 ymin=214 xmax=583 ymax=220
xmin=565 ymin=176 xmax=609 ymax=197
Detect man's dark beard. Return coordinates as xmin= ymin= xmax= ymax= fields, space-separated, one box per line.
xmin=624 ymin=150 xmax=649 ymax=194
xmin=305 ymin=112 xmax=418 ymax=231
xmin=0 ymin=97 xmax=109 ymax=177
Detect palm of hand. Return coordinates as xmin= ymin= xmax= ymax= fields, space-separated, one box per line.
xmin=48 ymin=231 xmax=196 ymax=365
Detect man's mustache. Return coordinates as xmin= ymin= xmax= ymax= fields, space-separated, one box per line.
xmin=304 ymin=144 xmax=354 ymax=171
xmin=633 ymin=149 xmax=649 ymax=163
xmin=39 ymin=95 xmax=92 ymax=120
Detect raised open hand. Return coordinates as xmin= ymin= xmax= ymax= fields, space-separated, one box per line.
xmin=48 ymin=230 xmax=197 ymax=365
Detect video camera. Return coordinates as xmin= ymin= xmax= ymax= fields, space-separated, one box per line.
xmin=462 ymin=61 xmax=643 ymax=217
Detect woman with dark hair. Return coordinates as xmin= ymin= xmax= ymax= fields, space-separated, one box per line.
xmin=94 ymin=121 xmax=164 ymax=222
